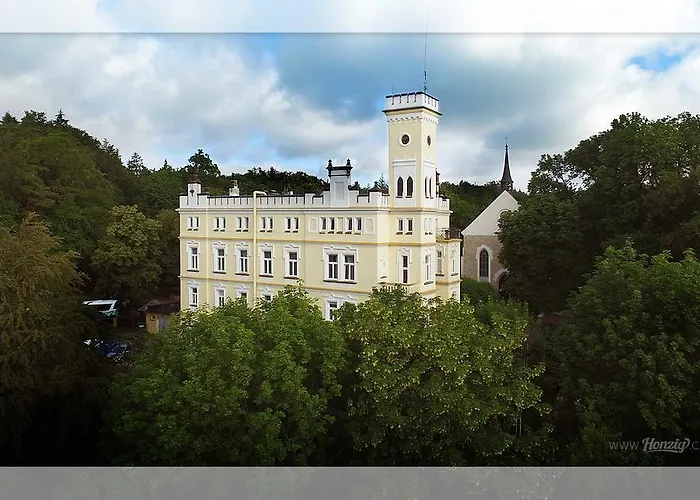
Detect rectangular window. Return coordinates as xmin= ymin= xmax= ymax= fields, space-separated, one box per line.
xmin=215 ymin=247 xmax=226 ymax=273
xmin=397 ymin=218 xmax=404 ymax=233
xmin=238 ymin=290 xmax=248 ymax=300
xmin=214 ymin=217 xmax=226 ymax=231
xmin=262 ymin=293 xmax=273 ymax=302
xmin=236 ymin=216 xmax=248 ymax=232
xmin=424 ymin=254 xmax=432 ymax=284
xmin=451 ymin=249 xmax=458 ymax=275
xmin=262 ymin=250 xmax=273 ymax=275
xmin=437 ymin=250 xmax=444 ymax=275
xmin=238 ymin=248 xmax=249 ymax=274
xmin=188 ymin=246 xmax=199 ymax=271
xmin=327 ymin=254 xmax=339 ymax=280
xmin=189 ymin=286 xmax=198 ymax=307
xmin=344 ymin=254 xmax=355 ymax=282
xmin=285 ymin=217 xmax=292 ymax=232
xmin=187 ymin=216 xmax=200 ymax=231
xmin=287 ymin=251 xmax=299 ymax=277
xmin=267 ymin=217 xmax=273 ymax=231
xmin=260 ymin=217 xmax=267 ymax=231
xmin=320 ymin=217 xmax=327 ymax=232
xmin=293 ymin=217 xmax=300 ymax=231
xmin=216 ymin=288 xmax=226 ymax=307
xmin=355 ymin=217 xmax=362 ymax=232
xmin=346 ymin=217 xmax=353 ymax=232
xmin=407 ymin=218 xmax=413 ymax=234
xmin=401 ymin=254 xmax=409 ymax=284
xmin=327 ymin=300 xmax=339 ymax=320
xmin=329 ymin=217 xmax=336 ymax=232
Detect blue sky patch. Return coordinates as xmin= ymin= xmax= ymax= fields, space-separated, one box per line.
xmin=628 ymin=47 xmax=689 ymax=73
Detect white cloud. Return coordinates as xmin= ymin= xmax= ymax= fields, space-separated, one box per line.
xmin=2 ymin=1 xmax=700 ymax=193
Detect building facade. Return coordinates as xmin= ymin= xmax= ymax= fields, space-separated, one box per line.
xmin=178 ymin=91 xmax=462 ymax=319
xmin=461 ymin=144 xmax=519 ymax=292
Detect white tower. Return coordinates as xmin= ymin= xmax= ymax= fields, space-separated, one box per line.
xmin=382 ymin=91 xmax=441 ymax=209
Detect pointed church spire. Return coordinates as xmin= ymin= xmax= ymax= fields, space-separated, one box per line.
xmin=500 ymin=142 xmax=514 ymax=192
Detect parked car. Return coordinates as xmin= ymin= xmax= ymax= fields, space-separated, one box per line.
xmin=84 ymin=339 xmax=131 ymax=362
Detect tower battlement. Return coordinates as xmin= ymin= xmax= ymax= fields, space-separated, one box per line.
xmin=383 ymin=92 xmax=440 ymax=115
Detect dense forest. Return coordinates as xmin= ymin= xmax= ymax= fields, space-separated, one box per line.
xmin=2 ymin=108 xmax=700 ymax=467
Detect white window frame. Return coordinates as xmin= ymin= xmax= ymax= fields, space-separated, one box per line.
xmin=329 ymin=217 xmax=336 ymax=233
xmin=424 ymin=253 xmax=433 ymax=284
xmin=187 ymin=244 xmax=200 ymax=272
xmin=451 ymin=248 xmax=458 ymax=276
xmin=214 ymin=217 xmax=226 ymax=231
xmin=187 ymin=216 xmax=200 ymax=231
xmin=285 ymin=247 xmax=300 ymax=278
xmin=398 ymin=251 xmax=411 ymax=285
xmin=406 ymin=218 xmax=413 ymax=234
xmin=260 ymin=216 xmax=267 ymax=231
xmin=237 ymin=246 xmax=249 ymax=274
xmin=437 ymin=249 xmax=444 ymax=276
xmin=324 ymin=247 xmax=358 ymax=283
xmin=355 ymin=217 xmax=362 ymax=233
xmin=188 ymin=285 xmax=199 ymax=308
xmin=213 ymin=245 xmax=226 ymax=273
xmin=261 ymin=293 xmax=273 ymax=302
xmin=326 ymin=299 xmax=340 ymax=321
xmin=215 ymin=287 xmax=226 ymax=307
xmin=285 ymin=217 xmax=292 ymax=232
xmin=266 ymin=217 xmax=273 ymax=232
xmin=345 ymin=217 xmax=353 ymax=233
xmin=343 ymin=254 xmax=356 ymax=282
xmin=320 ymin=217 xmax=327 ymax=233
xmin=397 ymin=218 xmax=404 ymax=234
xmin=236 ymin=216 xmax=249 ymax=232
xmin=293 ymin=217 xmax=300 ymax=232
xmin=261 ymin=247 xmax=273 ymax=276
xmin=326 ymin=253 xmax=339 ymax=280
xmin=237 ymin=289 xmax=249 ymax=301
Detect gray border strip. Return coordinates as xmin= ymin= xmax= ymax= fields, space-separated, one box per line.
xmin=2 ymin=467 xmax=700 ymax=499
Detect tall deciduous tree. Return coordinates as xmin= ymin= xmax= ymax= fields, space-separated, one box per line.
xmin=334 ymin=286 xmax=548 ymax=465
xmin=550 ymin=241 xmax=700 ymax=465
xmin=106 ymin=287 xmax=345 ymax=465
xmin=92 ymin=205 xmax=162 ymax=303
xmin=0 ymin=214 xmax=107 ymax=464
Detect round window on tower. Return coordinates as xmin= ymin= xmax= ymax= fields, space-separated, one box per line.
xmin=427 ymin=135 xmax=432 ymax=146
xmin=400 ymin=133 xmax=410 ymax=146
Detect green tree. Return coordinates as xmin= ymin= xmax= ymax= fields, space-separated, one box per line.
xmin=155 ymin=209 xmax=181 ymax=290
xmin=334 ymin=286 xmax=548 ymax=465
xmin=92 ymin=205 xmax=162 ymax=303
xmin=460 ymin=277 xmax=500 ymax=306
xmin=105 ymin=286 xmax=345 ymax=465
xmin=126 ymin=152 xmax=147 ymax=176
xmin=499 ymin=195 xmax=591 ymax=314
xmin=551 ymin=241 xmax=700 ymax=465
xmin=1 ymin=112 xmax=18 ymax=125
xmin=0 ymin=214 xmax=107 ymax=464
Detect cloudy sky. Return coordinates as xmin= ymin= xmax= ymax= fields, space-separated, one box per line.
xmin=2 ymin=1 xmax=700 ymax=189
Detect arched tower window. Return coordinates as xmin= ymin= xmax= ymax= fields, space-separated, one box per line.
xmin=406 ymin=177 xmax=413 ymax=198
xmin=478 ymin=249 xmax=490 ymax=280
xmin=397 ymin=177 xmax=404 ymax=197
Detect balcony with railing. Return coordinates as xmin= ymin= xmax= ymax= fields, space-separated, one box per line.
xmin=436 ymin=227 xmax=462 ymax=241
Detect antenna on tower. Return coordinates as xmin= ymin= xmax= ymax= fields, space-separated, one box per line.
xmin=423 ymin=5 xmax=429 ymax=93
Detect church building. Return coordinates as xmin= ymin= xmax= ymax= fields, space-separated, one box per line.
xmin=461 ymin=144 xmax=519 ymax=293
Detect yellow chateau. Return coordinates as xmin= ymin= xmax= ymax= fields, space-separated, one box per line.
xmin=178 ymin=90 xmax=462 ymax=319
